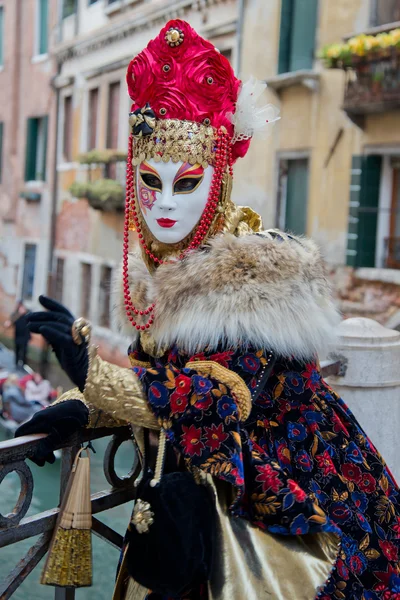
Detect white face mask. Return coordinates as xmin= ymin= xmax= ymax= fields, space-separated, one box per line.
xmin=136 ymin=159 xmax=213 ymax=244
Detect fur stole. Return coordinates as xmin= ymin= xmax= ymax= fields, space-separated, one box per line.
xmin=113 ymin=231 xmax=340 ymax=359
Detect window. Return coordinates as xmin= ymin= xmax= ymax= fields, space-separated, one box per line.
xmin=63 ymin=0 xmax=76 ymax=18
xmin=106 ymin=82 xmax=120 ymax=148
xmin=89 ymin=0 xmax=99 ymax=4
xmin=24 ymin=116 xmax=48 ymax=181
xmin=278 ymin=0 xmax=318 ymax=74
xmin=0 ymin=6 xmax=4 ymax=67
xmin=63 ymin=95 xmax=73 ymax=161
xmin=99 ymin=266 xmax=112 ymax=327
xmin=346 ymin=156 xmax=382 ymax=268
xmin=370 ymin=0 xmax=400 ymax=26
xmin=220 ymin=49 xmax=232 ymax=64
xmin=54 ymin=258 xmax=65 ymax=303
xmin=277 ymin=158 xmax=309 ymax=235
xmin=36 ymin=0 xmax=48 ymax=55
xmin=21 ymin=244 xmax=37 ymax=300
xmin=81 ymin=263 xmax=92 ymax=318
xmin=106 ymin=81 xmax=120 ymax=178
xmin=87 ymin=88 xmax=99 ymax=150
xmin=387 ymin=162 xmax=400 ymax=269
xmin=0 ymin=122 xmax=3 ymax=183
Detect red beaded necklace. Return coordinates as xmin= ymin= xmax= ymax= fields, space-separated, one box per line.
xmin=123 ymin=128 xmax=233 ymax=331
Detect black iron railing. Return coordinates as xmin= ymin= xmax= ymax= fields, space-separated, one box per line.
xmin=0 ymin=426 xmax=139 ymax=600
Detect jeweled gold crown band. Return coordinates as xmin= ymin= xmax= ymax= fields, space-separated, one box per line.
xmin=131 ymin=119 xmax=217 ymax=168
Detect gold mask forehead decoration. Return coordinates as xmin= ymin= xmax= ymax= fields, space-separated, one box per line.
xmin=131 ymin=119 xmax=217 ymax=169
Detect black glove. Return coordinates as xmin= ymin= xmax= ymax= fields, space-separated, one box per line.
xmin=15 ymin=400 xmax=89 ymax=466
xmin=27 ymin=295 xmax=89 ymax=391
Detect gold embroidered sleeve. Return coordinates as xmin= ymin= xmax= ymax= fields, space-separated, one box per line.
xmin=83 ymin=347 xmax=159 ymax=430
xmin=52 ymin=347 xmax=159 ymax=430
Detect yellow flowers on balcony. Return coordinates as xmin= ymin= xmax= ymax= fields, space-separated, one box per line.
xmin=319 ymin=28 xmax=400 ymax=68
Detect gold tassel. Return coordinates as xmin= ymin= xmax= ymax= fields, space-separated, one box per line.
xmin=41 ymin=447 xmax=92 ymax=588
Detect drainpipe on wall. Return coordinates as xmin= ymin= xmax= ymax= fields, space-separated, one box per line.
xmin=235 ymin=0 xmax=245 ymax=77
xmin=48 ymin=64 xmax=62 ymax=298
xmin=40 ymin=61 xmax=61 ymax=377
xmin=7 ymin=0 xmax=22 ymax=223
xmin=46 ymin=0 xmax=64 ymax=300
xmin=74 ymin=0 xmax=80 ymax=37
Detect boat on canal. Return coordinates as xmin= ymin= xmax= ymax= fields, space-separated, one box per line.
xmin=0 ymin=343 xmax=60 ymax=437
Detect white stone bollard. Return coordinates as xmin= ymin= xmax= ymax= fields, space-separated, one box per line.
xmin=326 ymin=317 xmax=400 ymax=483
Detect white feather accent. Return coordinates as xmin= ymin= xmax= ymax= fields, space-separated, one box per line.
xmin=229 ymin=76 xmax=280 ymax=143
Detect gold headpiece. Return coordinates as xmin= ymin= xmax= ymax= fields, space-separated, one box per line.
xmin=130 ymin=119 xmax=216 ymax=169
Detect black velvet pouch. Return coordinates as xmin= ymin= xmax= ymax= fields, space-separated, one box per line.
xmin=125 ymin=441 xmax=215 ymax=596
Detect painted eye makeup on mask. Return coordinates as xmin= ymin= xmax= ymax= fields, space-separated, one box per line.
xmin=139 ymin=163 xmax=162 ymax=191
xmin=138 ymin=162 xmax=160 ymax=214
xmin=173 ymin=163 xmax=204 ymax=195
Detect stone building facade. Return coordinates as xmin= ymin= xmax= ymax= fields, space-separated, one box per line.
xmin=237 ymin=0 xmax=400 ymax=328
xmin=0 ymin=0 xmax=58 ymax=330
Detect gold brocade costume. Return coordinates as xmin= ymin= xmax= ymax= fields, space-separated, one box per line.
xmin=55 ymin=323 xmax=340 ymax=600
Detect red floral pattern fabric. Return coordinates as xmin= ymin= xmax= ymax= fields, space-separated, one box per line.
xmin=129 ymin=345 xmax=400 ymax=600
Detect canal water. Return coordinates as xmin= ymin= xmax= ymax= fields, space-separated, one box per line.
xmin=0 ymin=431 xmax=136 ymax=599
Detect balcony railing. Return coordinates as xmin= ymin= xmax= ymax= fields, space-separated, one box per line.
xmin=343 ymin=51 xmax=400 ymax=118
xmin=0 ymin=359 xmax=345 ymax=598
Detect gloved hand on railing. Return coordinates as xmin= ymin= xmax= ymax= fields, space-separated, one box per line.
xmin=26 ymin=295 xmax=89 ymax=392
xmin=15 ymin=400 xmax=89 ymax=466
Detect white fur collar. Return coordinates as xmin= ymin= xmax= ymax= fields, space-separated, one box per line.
xmin=113 ymin=231 xmax=340 ymax=359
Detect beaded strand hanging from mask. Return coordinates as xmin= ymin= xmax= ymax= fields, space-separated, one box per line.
xmin=122 ymin=128 xmax=233 ymax=331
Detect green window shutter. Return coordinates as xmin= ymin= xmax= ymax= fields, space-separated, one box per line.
xmin=357 ymin=155 xmax=382 ymax=267
xmin=346 ymin=155 xmax=382 ymax=268
xmin=0 ymin=122 xmax=3 ymax=183
xmin=278 ymin=0 xmax=293 ymax=74
xmin=285 ymin=158 xmax=309 ymax=235
xmin=25 ymin=118 xmax=38 ymax=181
xmin=40 ymin=115 xmax=48 ymax=181
xmin=0 ymin=7 xmax=4 ymax=67
xmin=346 ymin=156 xmax=361 ymax=267
xmin=290 ymin=0 xmax=318 ymax=71
xmin=39 ymin=0 xmax=48 ymax=55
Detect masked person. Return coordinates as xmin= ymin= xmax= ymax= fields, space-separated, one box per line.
xmin=16 ymin=21 xmax=400 ymax=600
xmin=4 ymin=300 xmax=31 ymax=368
xmin=25 ymin=373 xmax=52 ymax=407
